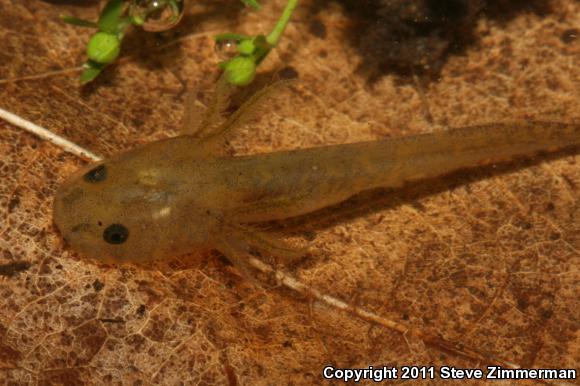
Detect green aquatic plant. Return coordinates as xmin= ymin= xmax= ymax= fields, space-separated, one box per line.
xmin=216 ymin=0 xmax=298 ymax=85
xmin=62 ymin=0 xmax=298 ymax=86
xmin=63 ymin=0 xmax=186 ymax=84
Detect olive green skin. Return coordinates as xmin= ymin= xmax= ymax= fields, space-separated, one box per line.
xmin=53 ymin=121 xmax=579 ymax=264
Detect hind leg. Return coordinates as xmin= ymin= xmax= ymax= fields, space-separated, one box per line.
xmin=215 ymin=223 xmax=308 ymax=285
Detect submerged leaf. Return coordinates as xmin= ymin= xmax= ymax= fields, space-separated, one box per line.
xmin=80 ymin=61 xmax=105 ymax=84
xmin=61 ymin=15 xmax=98 ymax=28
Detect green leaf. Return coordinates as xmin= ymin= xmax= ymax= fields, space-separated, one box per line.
xmin=61 ymin=15 xmax=98 ymax=28
xmin=251 ymin=35 xmax=271 ymax=64
xmin=80 ymin=61 xmax=106 ymax=84
xmin=130 ymin=14 xmax=145 ymax=26
xmin=237 ymin=39 xmax=255 ymax=55
xmin=87 ymin=32 xmax=121 ymax=64
xmin=98 ymin=0 xmax=125 ymax=34
xmin=241 ymin=0 xmax=261 ymax=10
xmin=222 ymin=56 xmax=256 ymax=86
xmin=215 ymin=33 xmax=251 ymax=42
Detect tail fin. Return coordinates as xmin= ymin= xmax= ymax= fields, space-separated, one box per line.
xmin=360 ymin=120 xmax=580 ymax=188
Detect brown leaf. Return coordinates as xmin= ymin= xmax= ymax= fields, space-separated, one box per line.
xmin=0 ymin=0 xmax=578 ymax=384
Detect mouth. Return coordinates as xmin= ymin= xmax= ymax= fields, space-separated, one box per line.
xmin=52 ymin=185 xmax=95 ymax=251
xmin=70 ymin=222 xmax=92 ymax=233
xmin=52 ymin=188 xmax=71 ymax=236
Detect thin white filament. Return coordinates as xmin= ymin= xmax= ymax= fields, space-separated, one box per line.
xmin=0 ymin=107 xmax=102 ymax=161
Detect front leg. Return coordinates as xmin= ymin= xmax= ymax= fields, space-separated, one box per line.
xmin=214 ymin=222 xmax=308 ymax=284
xmin=181 ymin=75 xmax=292 ymax=145
xmin=180 ymin=75 xmax=237 ymax=139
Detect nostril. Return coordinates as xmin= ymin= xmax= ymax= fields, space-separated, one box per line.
xmin=71 ymin=223 xmax=92 ymax=233
xmin=63 ymin=187 xmax=84 ymax=205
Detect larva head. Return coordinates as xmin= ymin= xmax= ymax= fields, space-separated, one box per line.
xmin=53 ymin=143 xmax=214 ymax=264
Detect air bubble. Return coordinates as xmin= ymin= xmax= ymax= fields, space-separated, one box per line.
xmin=130 ymin=0 xmax=185 ymax=32
xmin=215 ymin=39 xmax=239 ymax=61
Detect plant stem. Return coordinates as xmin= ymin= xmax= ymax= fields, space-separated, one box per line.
xmin=266 ymin=0 xmax=298 ymax=46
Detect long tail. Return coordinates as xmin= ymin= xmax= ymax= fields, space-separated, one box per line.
xmin=360 ymin=120 xmax=580 ymax=189
xmin=228 ymin=120 xmax=579 ymax=222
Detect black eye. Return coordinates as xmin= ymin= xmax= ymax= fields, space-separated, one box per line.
xmin=84 ymin=165 xmax=107 ymax=183
xmin=103 ymin=224 xmax=129 ymax=245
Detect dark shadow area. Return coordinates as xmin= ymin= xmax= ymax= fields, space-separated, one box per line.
xmin=312 ymin=0 xmax=553 ymax=84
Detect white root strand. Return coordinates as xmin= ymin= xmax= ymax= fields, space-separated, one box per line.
xmin=0 ymin=107 xmax=102 ymax=161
